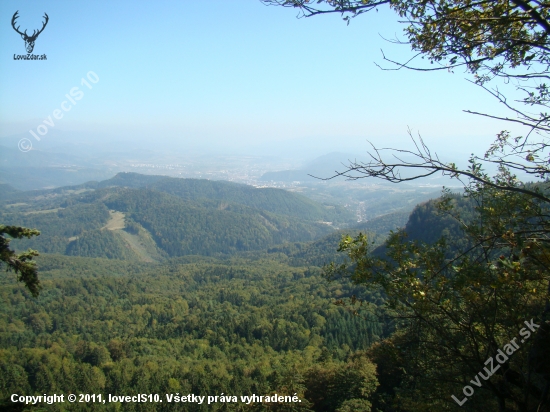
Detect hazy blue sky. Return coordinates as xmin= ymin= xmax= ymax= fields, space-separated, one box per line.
xmin=0 ymin=0 xmax=525 ymax=158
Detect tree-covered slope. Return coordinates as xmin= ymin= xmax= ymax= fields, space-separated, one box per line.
xmin=1 ymin=203 xmax=112 ymax=255
xmin=368 ymin=194 xmax=473 ymax=257
xmin=103 ymin=187 xmax=336 ymax=256
xmin=2 ymin=185 xmax=339 ymax=259
xmin=97 ymin=172 xmax=353 ymax=224
xmin=0 ymin=254 xmax=386 ymax=411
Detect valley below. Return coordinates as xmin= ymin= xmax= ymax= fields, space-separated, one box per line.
xmin=0 ymin=171 xmax=443 ymax=411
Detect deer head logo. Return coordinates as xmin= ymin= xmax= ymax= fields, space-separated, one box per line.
xmin=11 ymin=11 xmax=49 ymax=54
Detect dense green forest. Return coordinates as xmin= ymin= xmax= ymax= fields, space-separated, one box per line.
xmin=0 ymin=172 xmax=353 ymax=223
xmin=0 ymin=254 xmax=387 ymax=411
xmin=0 ymin=174 xmax=358 ymax=260
xmin=0 ymin=174 xmax=406 ymax=411
xmin=4 ymin=171 xmax=547 ymax=411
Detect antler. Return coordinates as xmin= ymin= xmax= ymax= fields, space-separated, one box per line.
xmin=32 ymin=13 xmax=49 ymax=39
xmin=11 ymin=11 xmax=27 ymax=37
xmin=11 ymin=11 xmax=49 ymax=39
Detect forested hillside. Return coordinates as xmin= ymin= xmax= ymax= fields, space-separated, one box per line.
xmin=1 ymin=174 xmax=358 ymax=260
xmin=0 ymin=173 xmax=428 ymax=411
xmin=0 ymin=172 xmax=352 ymax=225
xmin=98 ymin=173 xmax=351 ymax=223
xmin=6 ymin=172 xmax=544 ymax=411
xmin=0 ymin=254 xmax=386 ymax=411
xmin=5 ymin=0 xmax=550 ymax=408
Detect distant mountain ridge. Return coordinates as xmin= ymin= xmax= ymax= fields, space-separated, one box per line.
xmin=78 ymin=172 xmax=353 ymax=224
xmin=2 ymin=173 xmax=355 ymax=260
xmin=1 ymin=172 xmax=353 ymax=223
xmin=260 ymin=152 xmax=361 ymax=182
xmin=2 ymin=172 xmax=474 ymax=264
